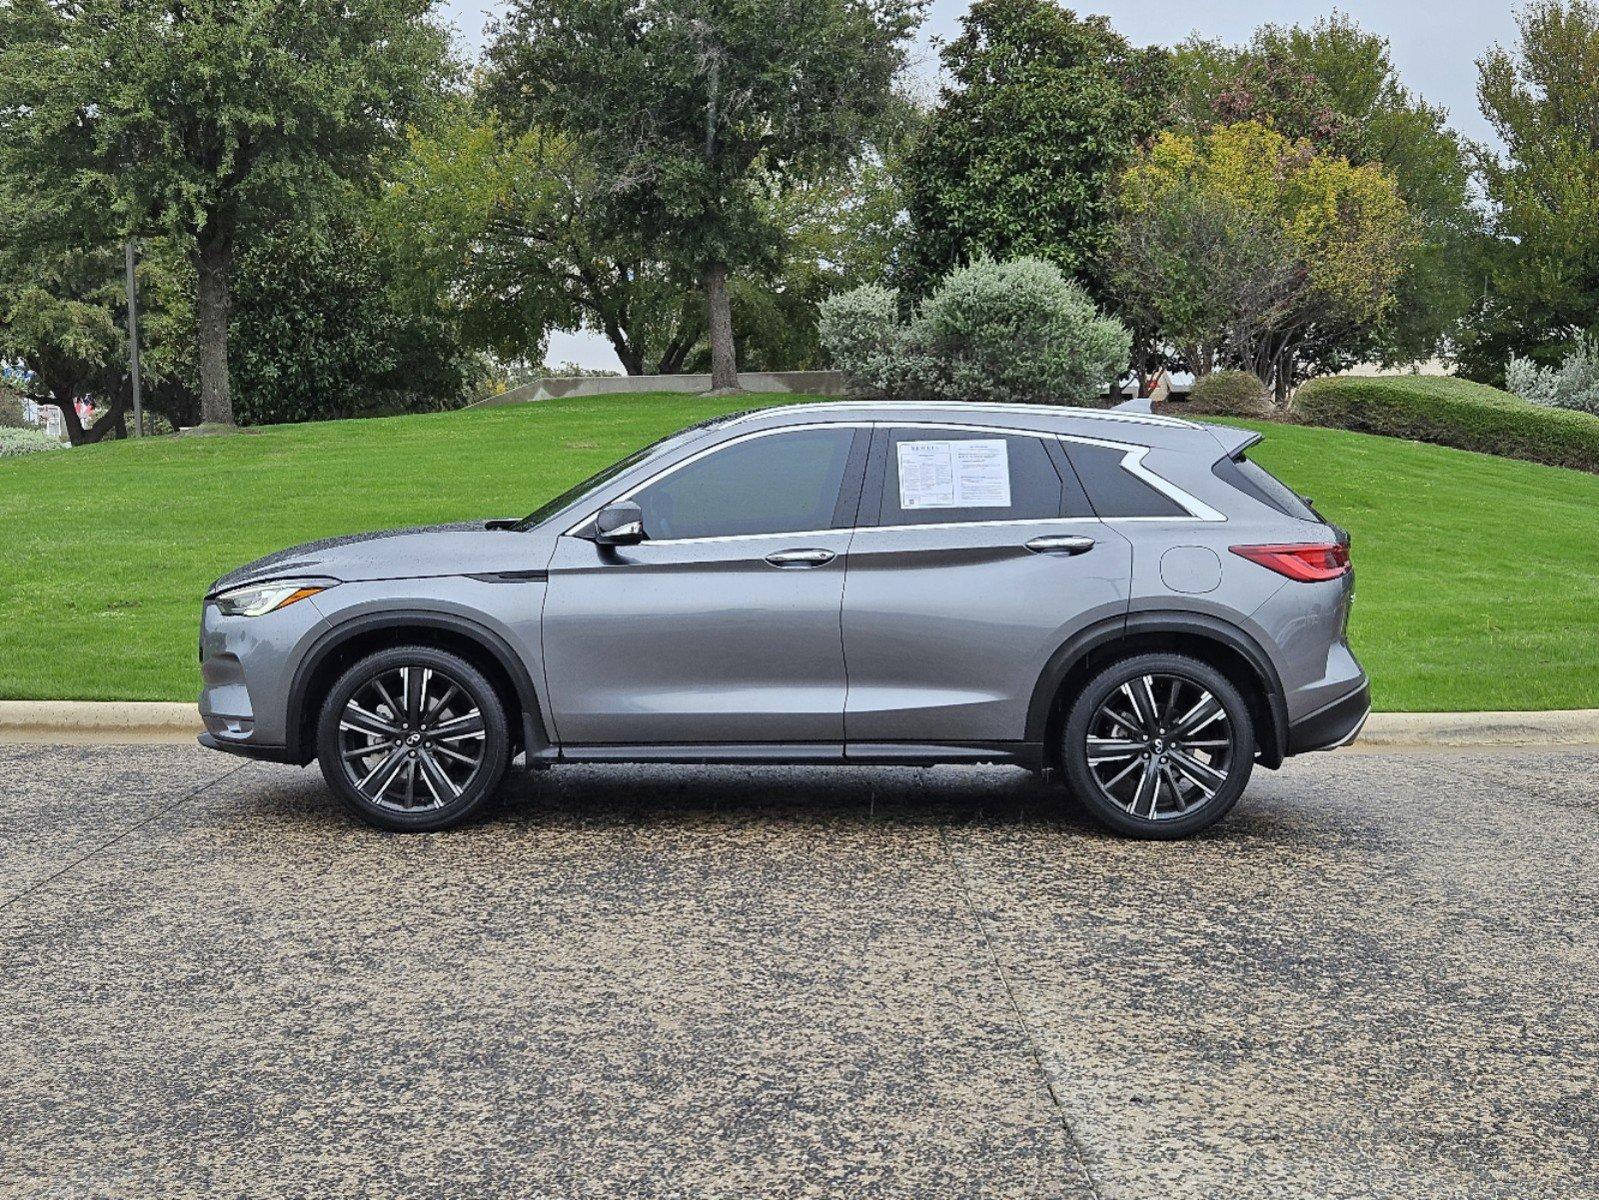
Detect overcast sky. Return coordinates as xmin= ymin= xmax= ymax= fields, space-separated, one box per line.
xmin=438 ymin=0 xmax=1520 ymax=370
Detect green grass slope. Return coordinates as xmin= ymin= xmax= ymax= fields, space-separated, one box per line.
xmin=1 ymin=394 xmax=1595 ymax=711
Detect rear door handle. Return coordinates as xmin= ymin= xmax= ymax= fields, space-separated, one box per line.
xmin=764 ymin=548 xmax=837 ymax=568
xmin=1025 ymin=535 xmax=1095 ymax=555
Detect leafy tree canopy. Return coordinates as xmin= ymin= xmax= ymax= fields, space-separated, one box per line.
xmin=486 ymin=0 xmax=924 ymax=389
xmin=1115 ymin=121 xmax=1412 ymax=394
xmin=1461 ymin=0 xmax=1599 ymax=382
xmin=899 ymin=0 xmax=1166 ymax=298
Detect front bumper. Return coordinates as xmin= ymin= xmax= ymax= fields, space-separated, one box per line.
xmin=197 ymin=731 xmax=300 ymax=764
xmin=1286 ymin=678 xmax=1371 ymax=754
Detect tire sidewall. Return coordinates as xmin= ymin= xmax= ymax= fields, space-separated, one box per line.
xmin=1061 ymin=653 xmax=1255 ymax=840
xmin=316 ymin=646 xmax=511 ymax=832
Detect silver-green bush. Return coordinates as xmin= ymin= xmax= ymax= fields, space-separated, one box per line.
xmin=820 ymin=257 xmax=1130 ymax=404
xmin=0 ymin=426 xmax=64 ymax=458
xmin=1507 ymin=338 xmax=1599 ymax=415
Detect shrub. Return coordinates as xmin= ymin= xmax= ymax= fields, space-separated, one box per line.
xmin=1506 ymin=337 xmax=1599 ymax=415
xmin=820 ymin=258 xmax=1130 ymax=404
xmin=1186 ymin=370 xmax=1274 ymax=417
xmin=0 ymin=426 xmax=64 ymax=458
xmin=1506 ymin=354 xmax=1558 ymax=407
xmin=818 ymin=284 xmax=903 ymax=397
xmin=1293 ymin=374 xmax=1599 ymax=473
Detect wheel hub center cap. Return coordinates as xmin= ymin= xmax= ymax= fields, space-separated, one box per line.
xmin=407 ymin=733 xmax=421 ymax=746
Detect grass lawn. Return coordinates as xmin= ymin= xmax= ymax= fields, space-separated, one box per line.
xmin=2 ymin=393 xmax=1596 ymax=711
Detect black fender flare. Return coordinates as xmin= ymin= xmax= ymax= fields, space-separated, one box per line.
xmin=286 ymin=609 xmax=547 ymax=762
xmin=1025 ymin=611 xmax=1289 ymax=767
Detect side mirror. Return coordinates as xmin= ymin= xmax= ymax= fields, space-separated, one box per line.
xmin=593 ymin=501 xmax=646 ymax=546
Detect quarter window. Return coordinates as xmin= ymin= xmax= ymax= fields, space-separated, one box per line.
xmin=1064 ymin=443 xmax=1189 ymax=518
xmin=875 ymin=428 xmax=1073 ymax=526
xmin=631 ymin=427 xmax=859 ymax=540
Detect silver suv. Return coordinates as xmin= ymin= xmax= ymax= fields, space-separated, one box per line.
xmin=199 ymin=401 xmax=1368 ymax=838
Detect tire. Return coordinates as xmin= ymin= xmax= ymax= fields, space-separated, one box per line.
xmin=316 ymin=646 xmax=511 ymax=832
xmin=1060 ymin=653 xmax=1255 ymax=840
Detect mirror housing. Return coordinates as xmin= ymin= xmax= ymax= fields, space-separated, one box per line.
xmin=593 ymin=501 xmax=646 ymax=546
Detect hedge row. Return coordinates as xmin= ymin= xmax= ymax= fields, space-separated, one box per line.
xmin=1292 ymin=374 xmax=1599 ymax=474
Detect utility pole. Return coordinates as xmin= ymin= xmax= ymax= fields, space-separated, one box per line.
xmin=124 ymin=239 xmax=143 ymax=437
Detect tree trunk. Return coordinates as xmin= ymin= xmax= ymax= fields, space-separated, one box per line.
xmin=195 ymin=237 xmax=236 ymax=426
xmin=702 ymin=262 xmax=738 ymax=391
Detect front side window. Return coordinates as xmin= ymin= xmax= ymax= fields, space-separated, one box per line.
xmin=631 ymin=427 xmax=859 ymax=540
xmin=875 ymin=428 xmax=1070 ymax=526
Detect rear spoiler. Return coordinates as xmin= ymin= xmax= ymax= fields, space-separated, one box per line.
xmin=1200 ymin=422 xmax=1263 ymax=460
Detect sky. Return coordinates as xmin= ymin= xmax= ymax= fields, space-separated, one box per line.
xmin=438 ymin=0 xmax=1520 ymax=371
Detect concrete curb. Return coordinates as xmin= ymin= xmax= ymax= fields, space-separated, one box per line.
xmin=2 ymin=700 xmax=1598 ymax=749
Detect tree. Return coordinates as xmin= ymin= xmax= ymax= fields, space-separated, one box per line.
xmin=899 ymin=0 xmax=1165 ymax=298
xmin=1250 ymin=17 xmax=1479 ymax=369
xmin=230 ymin=203 xmax=473 ymax=425
xmin=1166 ymin=18 xmax=1478 ymax=370
xmin=1462 ymin=0 xmax=1599 ymax=382
xmin=380 ymin=104 xmax=704 ymax=377
xmin=1112 ymin=122 xmax=1412 ymax=396
xmin=486 ymin=0 xmax=924 ymax=390
xmin=0 ymin=0 xmax=454 ymax=427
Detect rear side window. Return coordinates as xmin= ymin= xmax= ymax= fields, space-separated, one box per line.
xmin=1214 ymin=454 xmax=1319 ymax=521
xmin=873 ymin=428 xmax=1078 ymax=526
xmin=1064 ymin=443 xmax=1189 ymax=518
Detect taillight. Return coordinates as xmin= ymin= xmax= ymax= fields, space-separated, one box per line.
xmin=1230 ymin=542 xmax=1350 ymax=582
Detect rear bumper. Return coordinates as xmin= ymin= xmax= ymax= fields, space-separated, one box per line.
xmin=1286 ymin=679 xmax=1370 ymax=755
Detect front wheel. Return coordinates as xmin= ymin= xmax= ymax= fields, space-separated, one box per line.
xmin=316 ymin=646 xmax=511 ymax=832
xmin=1061 ymin=653 xmax=1255 ymax=839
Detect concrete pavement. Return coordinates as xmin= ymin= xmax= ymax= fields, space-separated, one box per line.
xmin=2 ymin=745 xmax=1596 ymax=1198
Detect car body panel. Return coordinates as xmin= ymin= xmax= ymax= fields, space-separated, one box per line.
xmin=541 ymin=529 xmax=855 ymax=744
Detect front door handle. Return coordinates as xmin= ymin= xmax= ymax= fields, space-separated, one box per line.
xmin=1026 ymin=535 xmax=1096 ymax=555
xmin=764 ymin=548 xmax=837 ymax=568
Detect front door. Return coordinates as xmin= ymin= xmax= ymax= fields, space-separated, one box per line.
xmin=842 ymin=424 xmax=1133 ymax=745
xmin=542 ymin=424 xmax=868 ymax=747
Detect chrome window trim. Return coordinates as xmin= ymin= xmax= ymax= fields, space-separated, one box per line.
xmin=1058 ymin=434 xmax=1227 ymax=523
xmin=562 ymin=418 xmax=1222 ymax=542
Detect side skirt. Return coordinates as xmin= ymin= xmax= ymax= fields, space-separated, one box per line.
xmin=533 ymin=741 xmax=1042 ymax=770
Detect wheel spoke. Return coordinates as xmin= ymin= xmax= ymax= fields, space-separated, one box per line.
xmin=1100 ymin=754 xmax=1145 ymax=790
xmin=423 ymin=682 xmax=459 ymax=725
xmin=430 ymin=741 xmax=479 ymax=768
xmin=432 ymin=711 xmax=485 ymax=741
xmin=1172 ymin=694 xmax=1223 ymax=738
xmin=371 ymin=676 xmax=405 ymax=725
xmin=418 ymin=749 xmax=462 ymax=800
xmin=1121 ymin=681 xmax=1158 ymax=734
xmin=1131 ymin=758 xmax=1161 ymax=817
xmin=1087 ymin=737 xmax=1143 ymax=762
xmin=358 ymin=744 xmax=407 ymax=794
xmin=1160 ymin=761 xmax=1189 ymax=811
xmin=341 ymin=704 xmax=400 ymax=739
xmin=405 ymin=667 xmax=426 ymax=727
xmin=1169 ymin=749 xmax=1224 ymax=795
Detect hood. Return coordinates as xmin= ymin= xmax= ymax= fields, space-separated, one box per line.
xmin=208 ymin=521 xmax=555 ymax=594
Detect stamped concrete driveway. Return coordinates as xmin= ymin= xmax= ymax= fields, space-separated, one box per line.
xmin=1 ymin=743 xmax=1595 ymax=1200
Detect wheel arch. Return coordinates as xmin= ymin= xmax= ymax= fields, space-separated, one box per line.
xmin=1027 ymin=612 xmax=1289 ymax=770
xmin=287 ymin=610 xmax=547 ymax=765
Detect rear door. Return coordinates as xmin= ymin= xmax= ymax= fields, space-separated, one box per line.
xmin=542 ymin=423 xmax=868 ymax=747
xmin=841 ymin=424 xmax=1133 ymax=745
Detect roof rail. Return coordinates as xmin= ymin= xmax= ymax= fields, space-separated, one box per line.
xmin=718 ymin=399 xmax=1199 ymax=431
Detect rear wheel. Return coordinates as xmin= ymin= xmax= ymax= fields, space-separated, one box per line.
xmin=1061 ymin=653 xmax=1254 ymax=839
xmin=316 ymin=646 xmax=510 ymax=832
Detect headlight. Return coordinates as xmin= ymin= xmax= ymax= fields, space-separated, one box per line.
xmin=212 ymin=578 xmax=333 ymax=617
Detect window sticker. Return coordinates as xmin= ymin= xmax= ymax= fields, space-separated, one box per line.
xmin=896 ymin=439 xmax=1012 ymax=509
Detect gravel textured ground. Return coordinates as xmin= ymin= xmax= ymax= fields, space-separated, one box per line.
xmin=2 ymin=744 xmax=1595 ymax=1199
